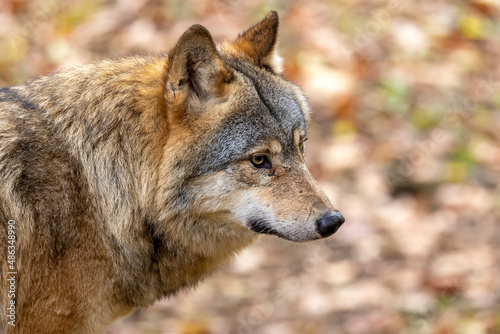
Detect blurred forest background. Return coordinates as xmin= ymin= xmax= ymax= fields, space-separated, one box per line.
xmin=1 ymin=0 xmax=499 ymax=333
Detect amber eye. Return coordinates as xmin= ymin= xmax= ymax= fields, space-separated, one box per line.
xmin=252 ymin=155 xmax=264 ymax=165
xmin=250 ymin=155 xmax=272 ymax=169
xmin=299 ymin=138 xmax=307 ymax=155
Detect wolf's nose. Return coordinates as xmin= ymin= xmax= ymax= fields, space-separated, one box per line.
xmin=316 ymin=211 xmax=345 ymax=238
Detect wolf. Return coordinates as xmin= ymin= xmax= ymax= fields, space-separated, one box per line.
xmin=0 ymin=11 xmax=345 ymax=333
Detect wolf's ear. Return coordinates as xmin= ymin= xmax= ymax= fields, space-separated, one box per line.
xmin=234 ymin=11 xmax=283 ymax=74
xmin=166 ymin=24 xmax=232 ymax=105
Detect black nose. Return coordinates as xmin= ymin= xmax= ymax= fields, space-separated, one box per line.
xmin=316 ymin=211 xmax=345 ymax=238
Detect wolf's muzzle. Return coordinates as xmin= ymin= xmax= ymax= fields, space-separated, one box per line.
xmin=316 ymin=211 xmax=345 ymax=238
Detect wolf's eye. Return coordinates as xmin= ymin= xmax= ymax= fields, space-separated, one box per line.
xmin=299 ymin=138 xmax=308 ymax=155
xmin=250 ymin=155 xmax=272 ymax=169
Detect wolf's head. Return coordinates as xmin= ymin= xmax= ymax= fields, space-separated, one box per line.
xmin=161 ymin=12 xmax=344 ymax=243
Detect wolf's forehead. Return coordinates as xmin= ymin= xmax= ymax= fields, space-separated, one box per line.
xmin=253 ymin=81 xmax=306 ymax=134
xmin=233 ymin=65 xmax=307 ymax=131
xmin=190 ymin=65 xmax=309 ymax=176
xmin=234 ymin=73 xmax=307 ymax=146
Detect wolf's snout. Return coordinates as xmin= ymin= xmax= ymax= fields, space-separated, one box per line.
xmin=316 ymin=211 xmax=345 ymax=238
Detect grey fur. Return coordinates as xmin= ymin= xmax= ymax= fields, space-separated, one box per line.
xmin=191 ymin=61 xmax=307 ymax=177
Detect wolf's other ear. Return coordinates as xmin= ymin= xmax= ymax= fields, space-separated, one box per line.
xmin=234 ymin=11 xmax=283 ymax=74
xmin=166 ymin=24 xmax=232 ymax=105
